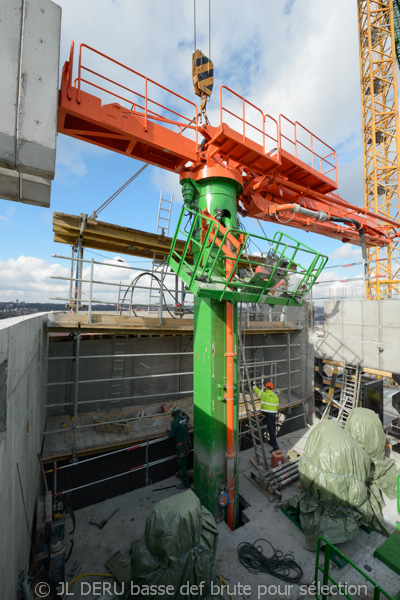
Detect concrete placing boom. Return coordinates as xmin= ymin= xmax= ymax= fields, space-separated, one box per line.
xmin=58 ymin=43 xmax=399 ymax=248
xmin=57 ymin=42 xmax=400 ymax=530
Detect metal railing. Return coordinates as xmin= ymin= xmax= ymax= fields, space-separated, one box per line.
xmin=314 ymin=537 xmax=395 ymax=600
xmin=279 ymin=115 xmax=337 ymax=184
xmin=74 ymin=43 xmax=199 ymax=143
xmin=49 ymin=252 xmax=307 ymax=326
xmin=220 ymin=86 xmax=280 ymax=158
xmin=50 ymin=253 xmax=191 ymax=325
xmin=43 ymin=434 xmax=189 ymax=496
xmin=308 ymin=255 xmax=400 ymax=302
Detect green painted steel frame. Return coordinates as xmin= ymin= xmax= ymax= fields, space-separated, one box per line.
xmin=314 ymin=537 xmax=396 ymax=600
xmin=167 ymin=205 xmax=328 ymax=304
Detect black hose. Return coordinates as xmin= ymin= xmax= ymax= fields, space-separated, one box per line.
xmin=237 ymin=538 xmax=303 ymax=584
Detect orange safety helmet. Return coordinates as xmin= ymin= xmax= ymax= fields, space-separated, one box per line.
xmin=265 ymin=382 xmax=274 ymax=390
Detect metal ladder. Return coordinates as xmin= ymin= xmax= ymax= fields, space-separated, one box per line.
xmin=109 ymin=335 xmax=128 ymax=410
xmin=336 ymin=364 xmax=361 ymax=427
xmin=239 ymin=340 xmax=269 ymax=470
xmin=156 ymin=190 xmax=173 ymax=237
xmin=147 ymin=191 xmax=174 ymax=316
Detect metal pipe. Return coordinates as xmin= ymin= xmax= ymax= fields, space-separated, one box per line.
xmin=43 ymin=409 xmax=193 ymax=434
xmin=52 ymin=253 xmax=170 ymax=273
xmin=46 ymin=370 xmax=193 ymax=387
xmin=43 ymin=434 xmax=170 ymax=472
xmin=264 ymin=456 xmax=300 ymax=479
xmin=287 ymin=333 xmax=292 ymax=412
xmin=72 ymin=334 xmax=80 ymax=462
xmin=267 ymin=463 xmax=299 ymax=483
xmin=270 ymin=472 xmax=299 ymax=490
xmin=88 ymin=257 xmax=94 ymax=323
xmin=44 ymin=388 xmax=194 ymax=408
xmin=243 ymin=344 xmax=301 ymax=350
xmin=47 ymin=351 xmax=194 ymax=361
xmin=225 ymin=300 xmax=236 ymax=530
xmin=49 ymin=295 xmax=194 ymax=308
xmin=54 ymin=453 xmax=178 ymax=497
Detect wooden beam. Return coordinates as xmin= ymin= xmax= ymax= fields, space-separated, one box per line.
xmin=53 ymin=211 xmax=265 ymax=267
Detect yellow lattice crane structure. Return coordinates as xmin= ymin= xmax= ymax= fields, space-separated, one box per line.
xmin=357 ymin=0 xmax=400 ymax=298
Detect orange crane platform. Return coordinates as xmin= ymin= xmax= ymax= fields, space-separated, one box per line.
xmin=57 ymin=42 xmax=399 ymax=248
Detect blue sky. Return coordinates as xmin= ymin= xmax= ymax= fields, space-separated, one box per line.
xmin=0 ymin=0 xmax=368 ymax=302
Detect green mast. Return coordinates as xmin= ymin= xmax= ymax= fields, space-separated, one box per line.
xmin=181 ymin=174 xmax=241 ymax=526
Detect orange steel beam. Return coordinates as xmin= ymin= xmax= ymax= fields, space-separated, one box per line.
xmin=57 ymin=42 xmax=400 ymax=248
xmin=225 ymin=300 xmax=236 ymax=530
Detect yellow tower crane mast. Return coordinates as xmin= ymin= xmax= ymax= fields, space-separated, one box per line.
xmin=357 ymin=0 xmax=400 ymax=299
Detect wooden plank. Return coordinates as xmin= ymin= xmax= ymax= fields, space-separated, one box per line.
xmin=321 ymin=359 xmax=394 ymax=379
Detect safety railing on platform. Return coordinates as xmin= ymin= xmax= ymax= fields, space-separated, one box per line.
xmin=314 ymin=536 xmax=395 ymax=600
xmin=279 ymin=114 xmax=337 ymax=185
xmin=220 ymin=86 xmax=280 ymax=158
xmin=43 ymin=434 xmax=187 ymax=494
xmin=308 ymin=255 xmax=400 ymax=303
xmin=168 ymin=206 xmax=328 ymax=305
xmin=49 ymin=253 xmax=191 ymax=325
xmin=67 ymin=42 xmax=199 ymax=143
xmin=49 ymin=251 xmax=303 ymax=326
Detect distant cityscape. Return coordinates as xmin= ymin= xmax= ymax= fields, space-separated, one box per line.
xmin=0 ymin=301 xmax=115 ymax=319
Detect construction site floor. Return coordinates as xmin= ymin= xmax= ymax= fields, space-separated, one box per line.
xmin=63 ymin=426 xmax=400 ymax=600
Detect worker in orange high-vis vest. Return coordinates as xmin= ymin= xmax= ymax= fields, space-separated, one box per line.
xmin=252 ymin=381 xmax=279 ymax=452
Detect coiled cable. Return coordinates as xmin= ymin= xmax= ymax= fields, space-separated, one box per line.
xmin=237 ymin=538 xmax=303 ymax=584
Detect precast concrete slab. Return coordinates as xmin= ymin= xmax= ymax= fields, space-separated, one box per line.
xmin=0 ymin=0 xmax=61 ymax=206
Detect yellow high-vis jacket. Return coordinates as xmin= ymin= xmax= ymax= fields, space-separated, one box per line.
xmin=253 ymin=386 xmax=279 ymax=414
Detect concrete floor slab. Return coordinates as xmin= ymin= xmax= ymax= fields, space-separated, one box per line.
xmin=64 ymin=428 xmax=400 ymax=600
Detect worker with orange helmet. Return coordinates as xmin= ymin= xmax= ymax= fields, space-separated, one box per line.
xmin=252 ymin=380 xmax=280 ymax=452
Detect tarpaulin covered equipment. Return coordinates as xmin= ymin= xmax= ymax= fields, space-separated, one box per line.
xmin=284 ymin=419 xmax=390 ymax=549
xmin=345 ymin=407 xmax=400 ymax=500
xmin=121 ymin=490 xmax=220 ymax=600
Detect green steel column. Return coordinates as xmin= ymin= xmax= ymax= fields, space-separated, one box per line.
xmin=182 ymin=175 xmax=241 ymax=524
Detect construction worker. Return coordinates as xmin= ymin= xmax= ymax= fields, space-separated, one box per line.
xmin=252 ymin=381 xmax=280 ymax=452
xmin=168 ymin=407 xmax=191 ymax=489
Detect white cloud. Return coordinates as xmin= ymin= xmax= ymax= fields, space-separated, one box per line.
xmin=0 ymin=256 xmax=70 ymax=302
xmin=0 ymin=255 xmax=180 ymax=305
xmin=55 ymin=136 xmax=107 ymax=184
xmin=329 ymin=244 xmax=362 ymax=263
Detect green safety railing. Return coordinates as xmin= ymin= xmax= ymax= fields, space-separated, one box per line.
xmin=397 ymin=474 xmax=400 ymax=520
xmin=314 ymin=537 xmax=396 ymax=600
xmin=167 ymin=206 xmax=328 ymax=305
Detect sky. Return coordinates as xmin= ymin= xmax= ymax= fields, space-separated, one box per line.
xmin=0 ymin=0 xmax=370 ymax=304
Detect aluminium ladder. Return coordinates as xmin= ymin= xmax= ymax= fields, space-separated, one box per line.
xmin=147 ymin=191 xmax=174 ymax=316
xmin=336 ymin=364 xmax=361 ymax=427
xmin=239 ymin=340 xmax=269 ymax=470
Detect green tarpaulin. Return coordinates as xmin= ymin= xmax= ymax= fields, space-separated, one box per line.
xmin=120 ymin=490 xmax=220 ymax=600
xmin=284 ymin=412 xmax=399 ymax=550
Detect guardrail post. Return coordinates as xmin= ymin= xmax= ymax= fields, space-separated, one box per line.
xmin=87 ymin=258 xmax=94 ymax=323
xmin=72 ymin=334 xmax=81 ymax=463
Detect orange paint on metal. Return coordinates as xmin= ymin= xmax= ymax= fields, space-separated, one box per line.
xmin=57 ymin=42 xmax=400 ymax=248
xmin=225 ymin=299 xmax=236 ymax=530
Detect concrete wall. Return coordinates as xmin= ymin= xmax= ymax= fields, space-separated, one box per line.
xmin=313 ymin=300 xmax=400 ymax=373
xmin=0 ymin=0 xmax=61 ymax=206
xmin=47 ymin=335 xmax=195 ymax=415
xmin=0 ymin=313 xmax=48 ymax=600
